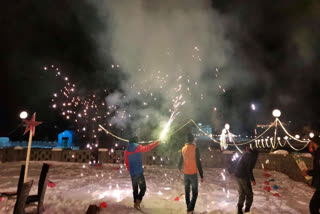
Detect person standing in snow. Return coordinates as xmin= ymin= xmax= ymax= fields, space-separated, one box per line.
xmin=303 ymin=136 xmax=320 ymax=214
xmin=124 ymin=136 xmax=159 ymax=211
xmin=178 ymin=134 xmax=204 ymax=214
xmin=234 ymin=147 xmax=259 ymax=214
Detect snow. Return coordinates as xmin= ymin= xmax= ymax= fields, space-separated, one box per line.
xmin=13 ymin=146 xmax=23 ymax=150
xmin=0 ymin=161 xmax=313 ymax=213
xmin=271 ymin=150 xmax=289 ymax=156
xmin=222 ymin=151 xmax=234 ymax=154
xmin=300 ymin=153 xmax=312 ymax=158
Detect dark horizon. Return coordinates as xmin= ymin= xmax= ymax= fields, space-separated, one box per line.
xmin=2 ymin=0 xmax=320 ymax=142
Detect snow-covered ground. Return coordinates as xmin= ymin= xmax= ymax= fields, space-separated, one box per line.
xmin=0 ymin=161 xmax=313 ymax=213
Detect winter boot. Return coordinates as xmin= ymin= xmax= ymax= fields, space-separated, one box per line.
xmin=134 ymin=199 xmax=141 ymax=211
xmin=244 ymin=207 xmax=250 ymax=213
xmin=237 ymin=206 xmax=243 ymax=214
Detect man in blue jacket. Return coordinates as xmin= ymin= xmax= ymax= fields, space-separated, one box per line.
xmin=124 ymin=136 xmax=159 ymax=210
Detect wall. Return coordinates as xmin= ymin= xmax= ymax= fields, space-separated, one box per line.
xmin=0 ymin=148 xmax=313 ymax=184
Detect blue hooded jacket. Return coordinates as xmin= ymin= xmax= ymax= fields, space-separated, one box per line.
xmin=125 ymin=141 xmax=159 ymax=177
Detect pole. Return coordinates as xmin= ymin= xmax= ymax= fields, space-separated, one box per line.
xmin=272 ymin=119 xmax=278 ymax=151
xmin=24 ymin=130 xmax=33 ymax=183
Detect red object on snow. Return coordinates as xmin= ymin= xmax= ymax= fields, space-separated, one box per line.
xmin=264 ymin=173 xmax=271 ymax=177
xmin=264 ymin=186 xmax=271 ymax=192
xmin=112 ymin=167 xmax=120 ymax=170
xmin=0 ymin=197 xmax=2 ymax=202
xmin=49 ymin=164 xmax=53 ymax=168
xmin=264 ymin=169 xmax=268 ymax=172
xmin=23 ymin=113 xmax=42 ymax=136
xmin=100 ymin=202 xmax=107 ymax=208
xmin=309 ymin=144 xmax=314 ymax=153
xmin=273 ymin=193 xmax=280 ymax=197
xmin=48 ymin=181 xmax=56 ymax=188
xmin=264 ymin=181 xmax=269 ymax=185
xmin=174 ymin=197 xmax=180 ymax=201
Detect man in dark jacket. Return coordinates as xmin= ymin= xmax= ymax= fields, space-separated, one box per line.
xmin=303 ymin=137 xmax=320 ymax=214
xmin=124 ymin=136 xmax=159 ymax=210
xmin=178 ymin=134 xmax=204 ymax=214
xmin=235 ymin=147 xmax=259 ymax=214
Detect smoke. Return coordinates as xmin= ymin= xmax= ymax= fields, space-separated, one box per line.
xmin=89 ymin=0 xmax=254 ymax=137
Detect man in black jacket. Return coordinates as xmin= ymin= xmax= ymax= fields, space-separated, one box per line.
xmin=303 ymin=137 xmax=320 ymax=214
xmin=235 ymin=147 xmax=259 ymax=214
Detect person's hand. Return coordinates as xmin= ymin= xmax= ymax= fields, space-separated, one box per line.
xmin=201 ymin=178 xmax=204 ymax=182
xmin=252 ymin=181 xmax=256 ymax=186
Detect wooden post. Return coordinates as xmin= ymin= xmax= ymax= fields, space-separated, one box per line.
xmin=24 ymin=129 xmax=33 ymax=183
xmin=272 ymin=119 xmax=278 ymax=152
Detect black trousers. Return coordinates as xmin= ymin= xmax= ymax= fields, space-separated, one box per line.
xmin=236 ymin=178 xmax=253 ymax=210
xmin=131 ymin=174 xmax=146 ymax=203
xmin=310 ymin=189 xmax=320 ymax=214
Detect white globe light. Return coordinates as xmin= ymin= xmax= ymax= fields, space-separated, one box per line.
xmin=309 ymin=133 xmax=315 ymax=138
xmin=19 ymin=111 xmax=28 ymax=119
xmin=225 ymin=124 xmax=230 ymax=130
xmin=295 ymin=134 xmax=300 ymax=139
xmin=272 ymin=109 xmax=281 ymax=118
xmin=251 ymin=104 xmax=256 ymax=111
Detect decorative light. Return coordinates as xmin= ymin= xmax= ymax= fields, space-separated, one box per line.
xmin=251 ymin=104 xmax=256 ymax=111
xmin=19 ymin=111 xmax=28 ymax=119
xmin=225 ymin=124 xmax=230 ymax=130
xmin=272 ymin=109 xmax=281 ymax=118
xmin=309 ymin=132 xmax=315 ymax=138
xmin=295 ymin=135 xmax=300 ymax=139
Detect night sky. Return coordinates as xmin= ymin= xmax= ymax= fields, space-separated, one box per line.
xmin=2 ymin=0 xmax=320 ymax=141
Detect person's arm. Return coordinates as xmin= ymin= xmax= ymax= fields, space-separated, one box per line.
xmin=124 ymin=151 xmax=129 ymax=172
xmin=196 ymin=148 xmax=203 ymax=179
xmin=141 ymin=141 xmax=159 ymax=153
xmin=248 ymin=155 xmax=256 ymax=182
xmin=178 ymin=151 xmax=183 ymax=170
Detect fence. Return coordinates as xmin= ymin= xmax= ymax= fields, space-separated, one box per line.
xmin=0 ymin=148 xmax=312 ymax=183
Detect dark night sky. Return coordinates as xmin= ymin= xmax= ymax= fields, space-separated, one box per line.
xmin=1 ymin=0 xmax=320 ymax=140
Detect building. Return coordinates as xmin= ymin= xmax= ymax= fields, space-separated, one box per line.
xmin=57 ymin=130 xmax=75 ymax=148
xmin=192 ymin=124 xmax=212 ymax=139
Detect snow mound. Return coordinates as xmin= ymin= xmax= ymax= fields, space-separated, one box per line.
xmin=300 ymin=153 xmax=312 ymax=158
xmin=14 ymin=146 xmax=23 ymax=150
xmin=271 ymin=150 xmax=288 ymax=156
xmin=222 ymin=150 xmax=234 ymax=154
